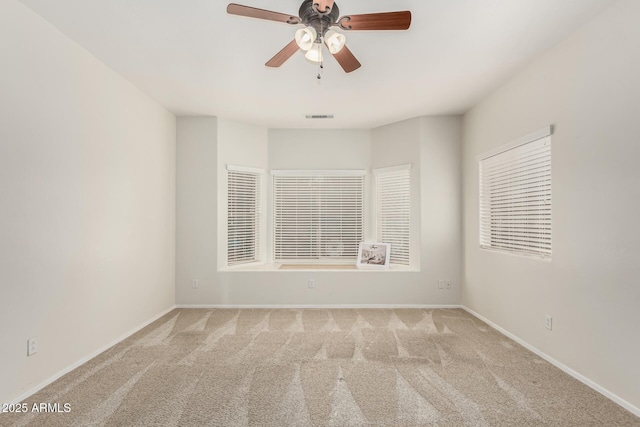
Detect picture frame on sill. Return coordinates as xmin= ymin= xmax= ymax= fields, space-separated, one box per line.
xmin=356 ymin=242 xmax=391 ymax=269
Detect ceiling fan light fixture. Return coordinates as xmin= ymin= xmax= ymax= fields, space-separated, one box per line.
xmin=228 ymin=1 xmax=411 ymax=73
xmin=295 ymin=27 xmax=317 ymax=51
xmin=304 ymin=42 xmax=323 ymax=63
xmin=324 ymin=29 xmax=346 ymax=54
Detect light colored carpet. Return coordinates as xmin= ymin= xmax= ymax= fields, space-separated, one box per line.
xmin=2 ymin=308 xmax=638 ymax=426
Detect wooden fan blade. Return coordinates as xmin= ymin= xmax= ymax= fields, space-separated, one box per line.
xmin=265 ymin=40 xmax=299 ymax=68
xmin=227 ymin=3 xmax=300 ymax=24
xmin=314 ymin=0 xmax=335 ymax=14
xmin=332 ymin=45 xmax=361 ymax=73
xmin=338 ymin=11 xmax=411 ymax=31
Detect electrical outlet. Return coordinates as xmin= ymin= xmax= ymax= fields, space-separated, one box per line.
xmin=27 ymin=337 xmax=38 ymax=356
xmin=438 ymin=280 xmax=444 ymax=289
xmin=545 ymin=315 xmax=553 ymax=330
xmin=308 ymin=279 xmax=315 ymax=289
xmin=445 ymin=280 xmax=452 ymax=290
xmin=191 ymin=280 xmax=199 ymax=289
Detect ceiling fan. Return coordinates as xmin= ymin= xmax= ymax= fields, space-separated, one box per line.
xmin=227 ymin=0 xmax=411 ymax=74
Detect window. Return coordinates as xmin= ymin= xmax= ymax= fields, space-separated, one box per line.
xmin=374 ymin=165 xmax=411 ymax=266
xmin=479 ymin=127 xmax=552 ymax=258
xmin=272 ymin=170 xmax=365 ymax=263
xmin=227 ymin=165 xmax=262 ymax=266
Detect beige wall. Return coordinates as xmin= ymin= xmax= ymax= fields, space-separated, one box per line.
xmin=175 ymin=118 xmax=462 ymax=306
xmin=420 ymin=117 xmax=463 ymax=300
xmin=268 ymin=129 xmax=372 ymax=170
xmin=10 ymin=0 xmax=636 ymax=412
xmin=175 ymin=117 xmax=219 ymax=304
xmin=0 ymin=0 xmax=176 ymax=404
xmin=372 ymin=118 xmax=421 ymax=268
xmin=462 ymin=0 xmax=640 ymax=411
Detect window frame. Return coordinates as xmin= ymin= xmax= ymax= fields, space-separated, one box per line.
xmin=226 ymin=164 xmax=264 ymax=266
xmin=374 ymin=164 xmax=412 ymax=266
xmin=476 ymin=126 xmax=553 ymax=260
xmin=271 ymin=169 xmax=366 ymax=264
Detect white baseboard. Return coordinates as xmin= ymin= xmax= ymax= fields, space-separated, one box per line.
xmin=462 ymin=306 xmax=640 ymax=418
xmin=9 ymin=305 xmax=177 ymax=405
xmin=176 ymin=304 xmax=463 ymax=309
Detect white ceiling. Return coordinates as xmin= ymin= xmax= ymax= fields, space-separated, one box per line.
xmin=20 ymin=0 xmax=614 ymax=129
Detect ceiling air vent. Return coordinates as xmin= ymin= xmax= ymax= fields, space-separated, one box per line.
xmin=305 ymin=114 xmax=334 ymax=119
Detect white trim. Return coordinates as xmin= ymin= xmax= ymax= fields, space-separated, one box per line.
xmin=221 ymin=261 xmax=268 ymax=271
xmin=476 ymin=125 xmax=553 ymax=161
xmin=218 ymin=266 xmax=420 ymax=272
xmin=373 ymin=163 xmax=412 ymax=174
xmin=374 ymin=166 xmax=412 ymax=266
xmin=462 ymin=306 xmax=640 ymax=418
xmin=226 ymin=164 xmax=264 ymax=174
xmin=480 ymin=246 xmax=553 ymax=262
xmin=477 ymin=131 xmax=552 ymax=259
xmin=272 ymin=172 xmax=365 ymax=263
xmin=8 ymin=305 xmax=177 ymax=405
xmin=227 ymin=168 xmax=262 ymax=266
xmin=271 ymin=169 xmax=367 ymax=177
xmin=176 ymin=304 xmax=462 ymax=309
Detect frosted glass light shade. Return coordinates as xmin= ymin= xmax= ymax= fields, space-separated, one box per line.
xmin=324 ymin=29 xmax=346 ymax=54
xmin=304 ymin=43 xmax=323 ymax=62
xmin=295 ymin=27 xmax=317 ymax=51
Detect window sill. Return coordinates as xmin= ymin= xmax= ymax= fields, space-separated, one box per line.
xmin=480 ymin=246 xmax=552 ymax=262
xmin=220 ymin=263 xmax=419 ymax=272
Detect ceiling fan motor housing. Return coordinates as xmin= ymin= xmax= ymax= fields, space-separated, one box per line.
xmin=299 ymin=0 xmax=340 ymax=40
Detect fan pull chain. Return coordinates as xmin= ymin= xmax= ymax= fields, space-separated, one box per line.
xmin=317 ymin=21 xmax=325 ymax=80
xmin=317 ymin=39 xmax=323 ymax=80
xmin=317 ymin=26 xmax=324 ymax=80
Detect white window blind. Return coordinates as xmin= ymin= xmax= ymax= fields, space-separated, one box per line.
xmin=227 ymin=166 xmax=262 ymax=266
xmin=272 ymin=171 xmax=365 ymax=262
xmin=375 ymin=165 xmax=411 ymax=266
xmin=479 ymin=131 xmax=552 ymax=258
